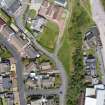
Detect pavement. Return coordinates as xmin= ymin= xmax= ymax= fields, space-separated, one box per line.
xmin=91 ymin=0 xmax=105 ymax=84
xmin=91 ymin=0 xmax=105 ymax=65
xmin=0 ymin=35 xmax=27 ymax=105
xmin=96 ymin=46 xmax=105 ymax=84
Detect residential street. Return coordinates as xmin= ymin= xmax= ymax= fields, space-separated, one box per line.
xmin=14 ymin=0 xmax=69 ymax=105
xmin=0 ymin=35 xmax=27 ymax=105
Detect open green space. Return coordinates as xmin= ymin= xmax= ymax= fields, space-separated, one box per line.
xmin=0 ymin=45 xmax=12 ymax=59
xmin=59 ymin=0 xmax=94 ymax=73
xmin=0 ymin=9 xmax=11 ymax=24
xmin=37 ymin=21 xmax=59 ymax=52
xmin=101 ymin=0 xmax=105 ymax=9
xmin=58 ymin=0 xmax=94 ymax=105
xmin=27 ymin=9 xmax=36 ymax=19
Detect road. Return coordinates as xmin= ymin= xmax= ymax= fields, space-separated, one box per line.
xmin=0 ymin=35 xmax=27 ymax=105
xmin=91 ymin=0 xmax=105 ymax=83
xmin=96 ymin=46 xmax=105 ymax=84
xmin=91 ymin=0 xmax=105 ymax=65
xmin=15 ymin=2 xmax=68 ymax=105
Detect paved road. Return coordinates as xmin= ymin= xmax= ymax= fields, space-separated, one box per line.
xmin=0 ymin=35 xmax=27 ymax=105
xmin=14 ymin=1 xmax=68 ymax=105
xmin=27 ymin=34 xmax=68 ymax=105
xmin=91 ymin=0 xmax=105 ymax=83
xmin=91 ymin=0 xmax=105 ymax=65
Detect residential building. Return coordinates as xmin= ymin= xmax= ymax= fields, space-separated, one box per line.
xmin=0 ymin=18 xmax=40 ymax=58
xmin=0 ymin=0 xmax=21 ymax=14
xmin=0 ymin=62 xmax=10 ymax=74
xmin=54 ymin=0 xmax=67 ymax=7
xmin=30 ymin=0 xmax=43 ymax=13
xmin=84 ymin=84 xmax=105 ymax=105
xmin=84 ymin=26 xmax=102 ymax=48
xmin=38 ymin=0 xmax=65 ymax=32
xmin=31 ymin=16 xmax=46 ymax=32
xmin=3 ymin=75 xmax=12 ymax=90
xmin=84 ymin=55 xmax=99 ymax=85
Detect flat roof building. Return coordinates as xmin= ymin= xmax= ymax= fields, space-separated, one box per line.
xmin=85 ymin=84 xmax=105 ymax=105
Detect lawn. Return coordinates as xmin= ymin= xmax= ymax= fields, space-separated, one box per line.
xmin=100 ymin=0 xmax=105 ymax=9
xmin=0 ymin=45 xmax=12 ymax=59
xmin=0 ymin=9 xmax=11 ymax=24
xmin=37 ymin=21 xmax=59 ymax=52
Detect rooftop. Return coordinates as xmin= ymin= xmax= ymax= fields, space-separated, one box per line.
xmin=0 ymin=0 xmax=21 ymax=13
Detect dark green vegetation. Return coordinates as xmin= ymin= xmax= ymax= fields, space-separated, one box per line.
xmin=0 ymin=45 xmax=12 ymax=59
xmin=101 ymin=0 xmax=105 ymax=9
xmin=58 ymin=0 xmax=94 ymax=105
xmin=67 ymin=48 xmax=85 ymax=105
xmin=0 ymin=98 xmax=3 ymax=105
xmin=0 ymin=9 xmax=11 ymax=24
xmin=59 ymin=0 xmax=94 ymax=73
xmin=37 ymin=21 xmax=59 ymax=52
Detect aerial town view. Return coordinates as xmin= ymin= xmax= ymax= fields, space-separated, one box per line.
xmin=0 ymin=0 xmax=105 ymax=105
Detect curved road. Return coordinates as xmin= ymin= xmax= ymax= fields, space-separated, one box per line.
xmin=15 ymin=1 xmax=68 ymax=105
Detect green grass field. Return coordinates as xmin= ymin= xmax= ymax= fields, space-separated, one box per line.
xmin=37 ymin=21 xmax=59 ymax=52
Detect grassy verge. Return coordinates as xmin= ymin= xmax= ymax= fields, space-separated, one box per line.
xmin=58 ymin=0 xmax=94 ymax=105
xmin=0 ymin=9 xmax=11 ymax=24
xmin=37 ymin=21 xmax=59 ymax=52
xmin=0 ymin=45 xmax=12 ymax=59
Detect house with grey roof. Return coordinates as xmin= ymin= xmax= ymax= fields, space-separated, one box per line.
xmin=0 ymin=0 xmax=21 ymax=14
xmin=31 ymin=16 xmax=46 ymax=33
xmin=54 ymin=0 xmax=67 ymax=7
xmin=84 ymin=26 xmax=102 ymax=48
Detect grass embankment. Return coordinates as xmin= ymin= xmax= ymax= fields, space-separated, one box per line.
xmin=100 ymin=0 xmax=105 ymax=9
xmin=58 ymin=0 xmax=94 ymax=105
xmin=0 ymin=9 xmax=11 ymax=24
xmin=37 ymin=21 xmax=59 ymax=52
